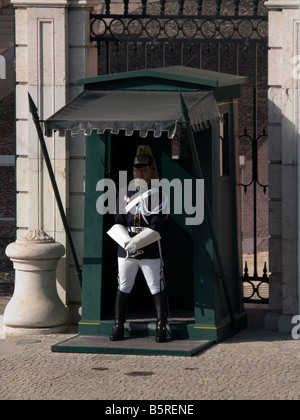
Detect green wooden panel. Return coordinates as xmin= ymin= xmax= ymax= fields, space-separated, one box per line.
xmin=80 ymin=132 xmax=106 ymax=329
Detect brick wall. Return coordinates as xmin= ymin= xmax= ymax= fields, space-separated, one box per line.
xmin=0 ymin=92 xmax=15 ymax=271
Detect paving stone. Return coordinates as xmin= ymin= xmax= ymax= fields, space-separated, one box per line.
xmin=0 ymin=320 xmax=299 ymax=400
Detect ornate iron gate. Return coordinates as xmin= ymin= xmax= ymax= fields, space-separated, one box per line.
xmin=90 ymin=0 xmax=269 ymax=303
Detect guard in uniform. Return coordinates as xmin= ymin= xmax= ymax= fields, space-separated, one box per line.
xmin=107 ymin=146 xmax=169 ymax=342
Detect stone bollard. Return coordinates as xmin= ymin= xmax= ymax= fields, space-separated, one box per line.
xmin=3 ymin=229 xmax=69 ymax=335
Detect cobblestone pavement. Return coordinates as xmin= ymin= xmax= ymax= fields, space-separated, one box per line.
xmin=1 ymin=268 xmax=298 ymax=401
xmin=1 ymin=309 xmax=300 ymax=401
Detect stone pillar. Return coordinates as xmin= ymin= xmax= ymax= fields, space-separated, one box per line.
xmin=12 ymin=0 xmax=98 ymax=322
xmin=4 ymin=230 xmax=68 ymax=334
xmin=265 ymin=0 xmax=300 ymax=332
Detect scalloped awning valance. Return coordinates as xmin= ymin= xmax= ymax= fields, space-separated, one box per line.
xmin=45 ymin=89 xmax=221 ymax=139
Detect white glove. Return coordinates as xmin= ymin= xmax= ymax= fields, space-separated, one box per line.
xmin=124 ymin=228 xmax=161 ymax=254
xmin=107 ymin=224 xmax=131 ymax=248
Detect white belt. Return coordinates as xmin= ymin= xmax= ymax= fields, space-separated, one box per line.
xmin=125 ymin=188 xmax=159 ymax=214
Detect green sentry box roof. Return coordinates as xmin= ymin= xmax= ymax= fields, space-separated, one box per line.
xmin=77 ymin=66 xmax=248 ymax=93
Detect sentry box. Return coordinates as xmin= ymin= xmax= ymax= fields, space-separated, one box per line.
xmin=45 ymin=66 xmax=247 ymax=350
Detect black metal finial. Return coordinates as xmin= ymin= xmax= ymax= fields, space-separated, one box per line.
xmin=160 ymin=0 xmax=166 ymax=16
xmin=233 ymin=0 xmax=240 ymax=16
xmin=123 ymin=0 xmax=129 ymax=15
xmin=105 ymin=0 xmax=110 ymax=15
xmin=216 ymin=0 xmax=222 ymax=15
xmin=197 ymin=0 xmax=203 ymax=16
xmin=253 ymin=0 xmax=259 ymax=15
xmin=141 ymin=0 xmax=147 ymax=15
xmin=178 ymin=0 xmax=185 ymax=15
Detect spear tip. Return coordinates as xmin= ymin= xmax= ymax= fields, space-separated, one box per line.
xmin=28 ymin=92 xmax=38 ymax=115
xmin=179 ymin=93 xmax=190 ymax=122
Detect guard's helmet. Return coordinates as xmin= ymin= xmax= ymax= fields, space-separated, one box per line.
xmin=133 ymin=145 xmax=159 ymax=178
xmin=133 ymin=154 xmax=153 ymax=169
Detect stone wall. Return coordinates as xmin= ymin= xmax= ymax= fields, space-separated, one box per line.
xmin=265 ymin=0 xmax=300 ymax=331
xmin=12 ymin=0 xmax=98 ymax=322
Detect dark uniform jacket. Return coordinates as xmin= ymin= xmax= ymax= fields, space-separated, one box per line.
xmin=115 ymin=186 xmax=168 ymax=259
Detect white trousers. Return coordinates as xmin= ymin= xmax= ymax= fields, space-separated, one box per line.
xmin=117 ymin=257 xmax=164 ymax=295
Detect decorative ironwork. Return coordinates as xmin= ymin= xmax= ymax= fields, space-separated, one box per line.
xmin=91 ymin=0 xmax=269 ymax=303
xmin=91 ymin=16 xmax=267 ymax=43
xmin=91 ymin=0 xmax=268 ymax=76
xmin=240 ymin=127 xmax=269 ymax=303
xmin=96 ymin=0 xmax=265 ymax=19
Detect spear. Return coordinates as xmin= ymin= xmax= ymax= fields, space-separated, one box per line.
xmin=180 ymin=94 xmax=235 ymax=328
xmin=28 ymin=93 xmax=82 ymax=288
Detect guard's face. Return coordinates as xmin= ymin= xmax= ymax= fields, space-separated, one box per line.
xmin=133 ymin=165 xmax=154 ymax=186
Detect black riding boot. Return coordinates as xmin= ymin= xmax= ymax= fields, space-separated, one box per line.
xmin=153 ymin=292 xmax=168 ymax=342
xmin=110 ymin=289 xmax=129 ymax=341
